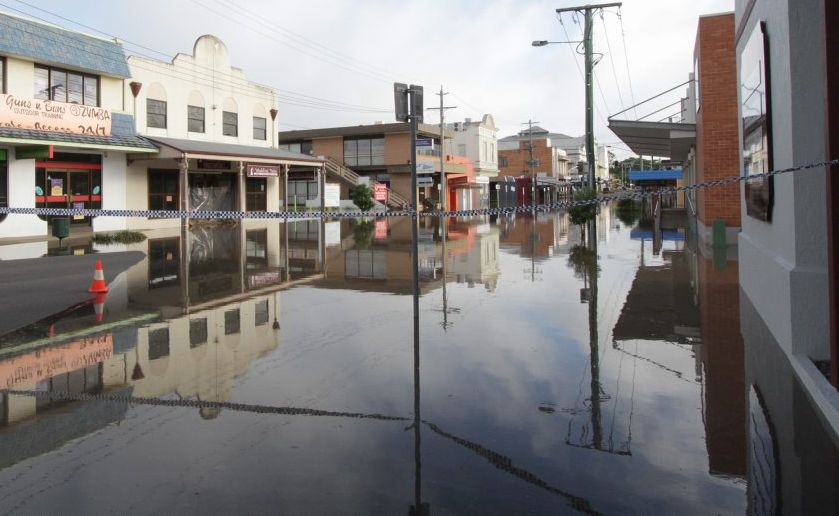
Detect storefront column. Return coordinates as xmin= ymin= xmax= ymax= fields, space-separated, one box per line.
xmin=0 ymin=154 xmax=47 ymax=238
xmin=238 ymin=161 xmax=246 ymax=212
xmin=283 ymin=164 xmax=289 ymax=211
xmin=319 ymin=165 xmax=325 ymax=212
xmin=179 ymin=157 xmax=189 ymax=212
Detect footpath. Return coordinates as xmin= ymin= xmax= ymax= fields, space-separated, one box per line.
xmin=0 ymin=252 xmax=144 ymax=337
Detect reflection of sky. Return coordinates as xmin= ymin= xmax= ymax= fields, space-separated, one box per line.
xmin=0 ymin=213 xmax=745 ymax=515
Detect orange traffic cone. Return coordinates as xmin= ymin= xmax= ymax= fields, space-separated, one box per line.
xmin=88 ymin=259 xmax=108 ymax=293
xmin=92 ymin=292 xmax=107 ymax=322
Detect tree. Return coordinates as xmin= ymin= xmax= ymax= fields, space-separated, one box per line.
xmin=568 ymin=187 xmax=598 ymax=226
xmin=351 ymin=184 xmax=374 ymax=212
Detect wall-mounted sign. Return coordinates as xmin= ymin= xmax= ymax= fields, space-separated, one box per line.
xmin=324 ymin=183 xmax=340 ymax=208
xmin=475 ymin=176 xmax=490 ymax=185
xmin=196 ymin=159 xmax=230 ymax=170
xmin=247 ymin=164 xmax=279 ymax=177
xmin=417 ymin=161 xmax=435 ymax=174
xmin=373 ymin=182 xmax=388 ymax=201
xmin=417 ymin=176 xmax=434 ymax=186
xmin=416 ymin=138 xmax=433 ymax=147
xmin=0 ymin=94 xmax=111 ymax=136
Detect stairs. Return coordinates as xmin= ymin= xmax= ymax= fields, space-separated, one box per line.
xmin=323 ymin=157 xmax=411 ymax=209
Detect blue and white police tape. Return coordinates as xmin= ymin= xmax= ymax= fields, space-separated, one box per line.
xmin=1 ymin=159 xmax=836 ymax=220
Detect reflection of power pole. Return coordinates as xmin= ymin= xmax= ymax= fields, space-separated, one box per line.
xmin=427 ymin=86 xmax=456 ymax=211
xmin=556 ymin=2 xmax=622 ymax=191
xmin=587 ymin=215 xmax=602 ymax=451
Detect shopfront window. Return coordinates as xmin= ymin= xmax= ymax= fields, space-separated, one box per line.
xmin=223 ymin=111 xmax=238 ymax=137
xmin=147 ymin=99 xmax=167 ymax=129
xmin=34 ymin=65 xmax=98 ymax=105
xmin=148 ymin=237 xmax=180 ymax=288
xmin=253 ymin=116 xmax=267 ymax=140
xmin=148 ymin=170 xmax=179 ymax=211
xmin=190 ymin=318 xmax=207 ymax=348
xmin=344 ymin=137 xmax=385 ymax=167
xmin=188 ymin=105 xmax=205 ymax=133
xmin=288 ymin=180 xmax=318 ymax=205
xmin=246 ymin=177 xmax=267 ymax=211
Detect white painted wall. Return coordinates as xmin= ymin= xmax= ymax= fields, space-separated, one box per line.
xmin=736 ymin=0 xmax=829 ymax=359
xmin=127 ymin=35 xmax=277 ymax=146
xmin=93 ymin=151 xmax=128 ymax=232
xmin=451 ymin=115 xmax=499 ymax=178
xmin=0 ymin=153 xmax=47 ymax=237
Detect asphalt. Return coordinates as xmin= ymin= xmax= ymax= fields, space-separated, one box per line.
xmin=0 ymin=252 xmax=145 ymax=337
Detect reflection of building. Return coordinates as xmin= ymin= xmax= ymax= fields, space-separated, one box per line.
xmin=497 ymin=212 xmax=569 ymax=259
xmin=446 ymin=219 xmax=500 ymax=292
xmin=0 ymin=12 xmax=157 ymax=239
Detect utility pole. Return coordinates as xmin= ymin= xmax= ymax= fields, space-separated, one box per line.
xmin=427 ymin=86 xmax=457 ymax=211
xmin=522 ymin=120 xmax=540 ymax=210
xmin=556 ymin=2 xmax=622 ymax=191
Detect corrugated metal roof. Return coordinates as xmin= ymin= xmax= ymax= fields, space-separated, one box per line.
xmin=0 ymin=113 xmax=157 ymax=151
xmin=146 ymin=136 xmax=324 ymax=163
xmin=0 ymin=13 xmax=130 ymax=78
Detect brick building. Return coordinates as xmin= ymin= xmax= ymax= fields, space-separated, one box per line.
xmin=609 ymin=12 xmax=740 ymax=251
xmin=495 ymin=127 xmax=570 ymax=206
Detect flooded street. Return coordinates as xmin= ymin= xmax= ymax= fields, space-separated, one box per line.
xmin=0 ymin=206 xmax=835 ymax=515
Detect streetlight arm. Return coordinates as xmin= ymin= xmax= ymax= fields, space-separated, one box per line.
xmin=532 ymin=40 xmax=581 ymax=46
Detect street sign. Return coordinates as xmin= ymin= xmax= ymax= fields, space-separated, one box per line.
xmin=409 ymin=84 xmax=423 ymax=123
xmin=394 ymin=83 xmax=409 ymax=122
xmin=373 ymin=182 xmax=388 ymax=201
xmin=324 ymin=183 xmax=340 ymax=208
xmin=416 ymin=138 xmax=433 ymax=147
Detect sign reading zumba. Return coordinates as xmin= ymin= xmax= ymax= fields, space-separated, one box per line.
xmin=0 ymin=94 xmax=112 ymax=136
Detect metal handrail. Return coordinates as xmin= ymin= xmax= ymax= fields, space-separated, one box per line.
xmin=609 ymin=79 xmax=695 ymax=121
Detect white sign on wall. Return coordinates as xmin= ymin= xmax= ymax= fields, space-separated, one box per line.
xmin=324 ymin=183 xmax=340 ymax=208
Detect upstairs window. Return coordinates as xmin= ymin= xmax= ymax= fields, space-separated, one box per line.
xmin=147 ymin=99 xmax=167 ymax=129
xmin=187 ymin=105 xmax=205 ymax=133
xmin=344 ymin=137 xmax=384 ymax=166
xmin=253 ymin=116 xmax=267 ymax=140
xmin=0 ymin=57 xmax=5 ymax=93
xmin=223 ymin=111 xmax=238 ymax=137
xmin=34 ymin=65 xmax=98 ymax=105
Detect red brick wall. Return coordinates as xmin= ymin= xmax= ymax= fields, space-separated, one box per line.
xmin=695 ymin=14 xmax=741 ymax=227
xmin=499 ymin=139 xmax=553 ymax=179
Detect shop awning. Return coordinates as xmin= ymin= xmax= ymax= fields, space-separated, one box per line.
xmin=608 ymin=119 xmax=695 ymax=162
xmin=0 ymin=113 xmax=158 ymax=153
xmin=144 ymin=136 xmax=325 ymax=166
xmin=628 ymin=169 xmax=684 ymax=181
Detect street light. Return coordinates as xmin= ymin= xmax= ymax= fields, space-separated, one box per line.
xmin=531 ymin=40 xmax=580 ymax=47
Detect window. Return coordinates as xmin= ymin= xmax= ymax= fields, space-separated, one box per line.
xmin=344 ymin=137 xmax=384 ymax=167
xmin=288 ymin=180 xmax=318 ymax=205
xmin=147 ymin=99 xmax=167 ymax=129
xmin=0 ymin=162 xmax=7 ymax=210
xmin=148 ymin=170 xmax=178 ymax=211
xmin=148 ymin=328 xmax=170 ymax=360
xmin=224 ymin=309 xmax=240 ymax=335
xmin=223 ymin=111 xmax=238 ymax=136
xmin=499 ymin=156 xmax=509 ymax=167
xmin=246 ymin=177 xmax=267 ymax=211
xmin=279 ymin=141 xmax=313 ymax=155
xmin=458 ymin=144 xmax=467 ymax=156
xmin=253 ymin=116 xmax=267 ymax=140
xmin=34 ymin=65 xmax=98 ymax=105
xmin=188 ymin=105 xmax=205 ymax=133
xmin=190 ymin=318 xmax=208 ymax=347
xmin=148 ymin=238 xmax=179 ymax=288
xmin=255 ymin=300 xmax=269 ymax=326
xmin=0 ymin=57 xmax=4 ymax=93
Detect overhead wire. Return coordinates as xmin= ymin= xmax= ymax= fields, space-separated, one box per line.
xmin=4 ymin=0 xmax=393 ymax=115
xmin=616 ymin=7 xmax=639 ymax=118
xmin=599 ymin=10 xmax=625 ymax=111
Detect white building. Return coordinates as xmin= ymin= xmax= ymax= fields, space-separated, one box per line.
xmin=0 ymin=13 xmax=157 ymax=239
xmin=450 ymin=114 xmax=499 ymax=179
xmin=124 ymin=35 xmax=323 ymax=231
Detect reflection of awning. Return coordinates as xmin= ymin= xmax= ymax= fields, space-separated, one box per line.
xmin=628 ymin=169 xmax=684 ymax=181
xmin=630 ymin=228 xmax=685 ymax=241
xmin=608 ymin=119 xmax=695 ymax=162
xmin=142 ymin=136 xmax=324 ymax=166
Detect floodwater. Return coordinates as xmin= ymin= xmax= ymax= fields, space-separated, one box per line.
xmin=0 ymin=206 xmax=836 ymax=515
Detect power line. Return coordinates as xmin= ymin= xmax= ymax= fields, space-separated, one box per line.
xmin=1 ymin=2 xmax=392 ymax=114
xmin=617 ymin=7 xmax=639 ymax=118
xmin=599 ymin=10 xmax=625 ymax=111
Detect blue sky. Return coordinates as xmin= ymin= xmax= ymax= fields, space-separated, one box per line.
xmin=5 ymin=0 xmax=734 ymax=156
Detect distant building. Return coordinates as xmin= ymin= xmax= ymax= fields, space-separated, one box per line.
xmin=277 ymin=123 xmax=483 ymax=210
xmin=450 ymin=114 xmax=499 ymax=179
xmin=495 ymin=126 xmax=571 ymax=206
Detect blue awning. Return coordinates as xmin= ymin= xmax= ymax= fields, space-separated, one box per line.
xmin=628 ymin=169 xmax=683 ymax=181
xmin=630 ymin=228 xmax=685 ymax=241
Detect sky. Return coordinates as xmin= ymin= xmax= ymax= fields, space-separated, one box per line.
xmin=7 ymin=0 xmax=734 ymax=157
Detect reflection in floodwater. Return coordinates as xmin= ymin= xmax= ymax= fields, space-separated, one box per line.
xmin=0 ymin=209 xmax=835 ymax=514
